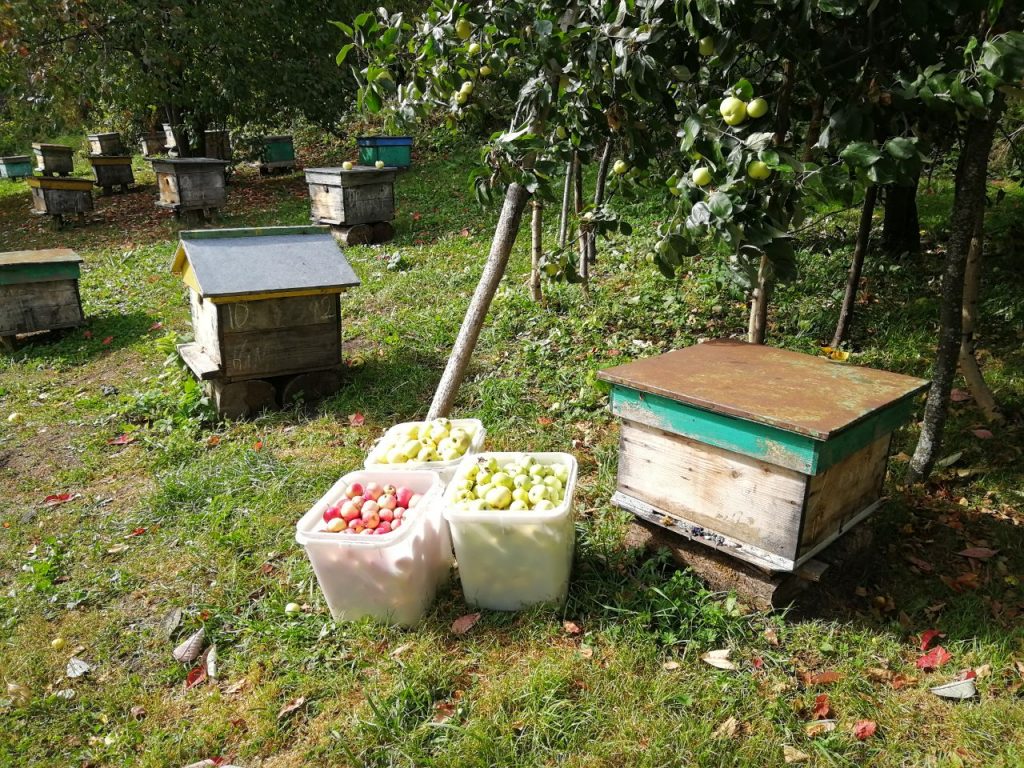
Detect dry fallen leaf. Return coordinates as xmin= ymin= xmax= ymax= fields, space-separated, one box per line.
xmin=130 ymin=705 xmax=146 ymax=720
xmin=579 ymin=646 xmax=595 ymax=659
xmin=277 ymin=696 xmax=306 ymax=719
xmin=805 ymin=719 xmax=836 ymax=737
xmin=172 ymin=628 xmax=206 ymax=663
xmin=662 ymin=661 xmax=681 ymax=671
xmin=66 ymin=658 xmax=92 ymax=679
xmin=701 ymin=649 xmax=737 ymax=670
xmin=451 ymin=613 xmax=481 ymax=635
xmin=432 ymin=700 xmax=457 ymax=724
xmin=713 ymin=716 xmax=739 ymax=739
xmin=811 ymin=693 xmax=831 ymax=720
xmin=958 ymin=547 xmax=998 ymax=560
xmin=950 ymin=388 xmax=972 ymax=402
xmin=784 ymin=745 xmax=811 ymax=764
xmin=390 ymin=643 xmax=414 ymax=659
xmin=971 ymin=428 xmax=994 ymax=440
xmin=803 ymin=670 xmax=842 ymax=685
xmin=853 ymin=720 xmax=877 ymax=740
xmin=562 ymin=620 xmax=582 ymax=635
xmin=763 ymin=627 xmax=780 ymax=647
xmin=224 ymin=679 xmax=249 ymax=696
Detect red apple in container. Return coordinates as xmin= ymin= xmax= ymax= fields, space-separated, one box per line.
xmin=396 ymin=487 xmax=414 ymax=508
xmin=364 ymin=482 xmax=383 ymax=501
xmin=346 ymin=482 xmax=364 ymax=499
xmin=323 ymin=505 xmax=342 ymax=523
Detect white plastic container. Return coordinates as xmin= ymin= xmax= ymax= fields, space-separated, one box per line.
xmin=295 ymin=470 xmax=453 ymax=627
xmin=442 ymin=452 xmax=578 ymax=611
xmin=364 ymin=418 xmax=486 ymax=485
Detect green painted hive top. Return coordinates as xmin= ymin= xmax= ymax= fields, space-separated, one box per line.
xmin=597 ymin=339 xmax=928 ymax=440
xmin=0 ymin=248 xmax=82 ymax=268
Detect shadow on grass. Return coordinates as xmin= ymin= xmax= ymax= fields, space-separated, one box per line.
xmin=3 ymin=309 xmax=160 ymax=364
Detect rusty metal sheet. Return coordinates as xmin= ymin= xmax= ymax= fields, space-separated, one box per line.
xmin=0 ymin=249 xmax=82 ymax=267
xmin=597 ymin=339 xmax=929 ymax=440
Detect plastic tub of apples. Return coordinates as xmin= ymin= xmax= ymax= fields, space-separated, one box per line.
xmin=295 ymin=470 xmax=453 ymax=627
xmin=364 ymin=418 xmax=485 ymax=485
xmin=442 ymin=452 xmax=578 ymax=611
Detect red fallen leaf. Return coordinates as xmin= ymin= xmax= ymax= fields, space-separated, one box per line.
xmin=43 ymin=493 xmax=74 ymax=507
xmin=752 ymin=656 xmax=764 ymax=670
xmin=608 ymin=349 xmax=621 ymax=357
xmin=460 ymin=228 xmax=471 ymax=237
xmin=102 ymin=336 xmax=113 ymax=345
xmin=207 ymin=435 xmax=221 ymax=447
xmin=919 ymin=629 xmax=945 ymax=651
xmin=83 ymin=330 xmax=93 ymax=339
xmin=412 ymin=212 xmax=422 ymax=221
xmin=253 ymin=441 xmax=263 ymax=452
xmin=126 ymin=527 xmax=146 ymax=537
xmin=563 ymin=620 xmax=582 ymax=635
xmin=916 ymin=645 xmax=953 ymax=671
xmin=149 ymin=321 xmax=164 ymax=332
xmin=348 ymin=412 xmax=365 ymax=427
xmin=853 ymin=720 xmax=877 ymax=740
xmin=803 ymin=670 xmax=843 ymax=686
xmin=905 ymin=554 xmax=934 ymax=573
xmin=147 ymin=275 xmax=159 ymax=284
xmin=971 ymin=428 xmax=994 ymax=440
xmin=451 ymin=612 xmax=481 ymax=635
xmin=950 ymin=388 xmax=972 ymax=402
xmin=185 ymin=662 xmax=207 ymax=689
xmin=812 ymin=693 xmax=832 ymax=719
xmin=890 ymin=673 xmax=916 ymax=690
xmin=107 ymin=434 xmax=135 ymax=446
xmin=963 ymin=668 xmax=978 ymax=680
xmin=958 ymin=547 xmax=998 ymax=560
xmin=537 ymin=416 xmax=553 ymax=426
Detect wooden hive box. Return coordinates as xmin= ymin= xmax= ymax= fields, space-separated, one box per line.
xmin=305 ymin=166 xmax=397 ymax=232
xmin=140 ymin=133 xmax=166 ymax=156
xmin=0 ymin=156 xmax=33 ymax=180
xmin=597 ymin=340 xmax=928 ymax=573
xmin=357 ymin=136 xmax=413 ymax=169
xmin=151 ymin=157 xmax=228 ymax=216
xmin=31 ymin=143 xmax=74 ymax=176
xmin=259 ymin=135 xmax=295 ymax=173
xmin=87 ymin=132 xmax=124 ymax=155
xmin=171 ymin=226 xmax=361 ymax=417
xmin=88 ymin=155 xmax=135 ymax=193
xmin=26 ymin=177 xmax=94 ymax=227
xmin=0 ymin=248 xmax=85 ymax=349
xmin=203 ymin=130 xmax=232 ymax=161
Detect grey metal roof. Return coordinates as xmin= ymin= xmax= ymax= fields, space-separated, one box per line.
xmin=174 ymin=226 xmax=360 ymax=299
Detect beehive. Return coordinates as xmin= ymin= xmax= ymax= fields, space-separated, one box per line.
xmin=26 ymin=177 xmax=94 ymax=228
xmin=88 ymin=155 xmax=135 ymax=194
xmin=204 ymin=130 xmax=232 ymax=162
xmin=87 ymin=132 xmax=124 ymax=155
xmin=150 ymin=157 xmax=228 ymax=219
xmin=140 ymin=133 xmax=166 ymax=156
xmin=0 ymin=156 xmax=33 ymax=180
xmin=598 ymin=340 xmax=928 ymax=573
xmin=0 ymin=249 xmax=85 ymax=349
xmin=259 ymin=135 xmax=295 ymax=174
xmin=357 ymin=136 xmax=413 ymax=169
xmin=31 ymin=143 xmax=74 ymax=176
xmin=305 ymin=166 xmax=396 ymax=231
xmin=171 ymin=226 xmax=361 ymax=417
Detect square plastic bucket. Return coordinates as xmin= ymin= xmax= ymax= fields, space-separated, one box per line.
xmin=295 ymin=469 xmax=453 ymax=626
xmin=364 ymin=419 xmax=486 ymax=486
xmin=442 ymin=452 xmax=578 ymax=611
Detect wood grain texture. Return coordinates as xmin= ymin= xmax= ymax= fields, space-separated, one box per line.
xmin=0 ymin=280 xmax=84 ymax=335
xmin=189 ymin=289 xmax=222 ymax=366
xmin=209 ymin=379 xmax=277 ymax=419
xmin=617 ymin=419 xmax=806 ymax=560
xmin=800 ymin=434 xmax=890 ymax=555
xmin=177 ymin=342 xmax=220 ymax=380
xmin=29 ymin=187 xmax=94 ymax=216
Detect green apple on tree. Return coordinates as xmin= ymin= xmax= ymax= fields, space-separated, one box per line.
xmin=692 ymin=166 xmax=712 ymax=186
xmin=455 ymin=18 xmax=473 ymax=40
xmin=613 ymin=159 xmax=629 ymax=175
xmin=698 ymin=36 xmax=715 ymax=56
xmin=746 ymin=97 xmax=768 ymax=119
xmin=479 ymin=65 xmax=492 ymax=77
xmin=719 ymin=96 xmax=747 ymax=126
xmin=468 ymin=42 xmax=481 ymax=55
xmin=747 ymin=160 xmax=771 ymax=180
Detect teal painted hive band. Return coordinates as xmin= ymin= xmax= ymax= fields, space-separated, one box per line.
xmin=0 ymin=156 xmax=33 ymax=179
xmin=357 ymin=136 xmax=412 ymax=168
xmin=262 ymin=135 xmax=295 ymax=163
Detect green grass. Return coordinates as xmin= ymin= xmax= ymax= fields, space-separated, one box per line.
xmin=0 ymin=137 xmax=1023 ymax=767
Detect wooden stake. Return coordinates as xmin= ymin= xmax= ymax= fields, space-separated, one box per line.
xmin=530 ymin=200 xmax=543 ymax=302
xmin=831 ymin=184 xmax=878 ymax=348
xmin=427 ymin=183 xmax=530 ymax=419
xmin=557 ymin=159 xmax=573 ymax=249
xmin=958 ymin=212 xmax=1002 ymax=422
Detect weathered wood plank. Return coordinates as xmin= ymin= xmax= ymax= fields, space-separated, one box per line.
xmin=800 ymin=434 xmax=890 ymax=556
xmin=177 ymin=342 xmax=221 ymax=380
xmin=209 ymin=379 xmax=277 ymax=419
xmin=617 ymin=419 xmax=807 ymax=561
xmin=220 ymin=322 xmax=340 ymax=380
xmin=217 ymin=294 xmax=338 ymax=334
xmin=188 ymin=289 xmax=222 ymax=366
xmin=0 ymin=280 xmax=84 ymax=336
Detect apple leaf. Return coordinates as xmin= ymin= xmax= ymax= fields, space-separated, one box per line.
xmin=916 ymin=645 xmax=953 ymax=671
xmin=958 ymin=546 xmax=998 ymax=560
xmin=812 ymin=693 xmax=831 ymax=719
xmin=451 ymin=612 xmax=482 ymax=635
xmin=277 ymin=696 xmax=306 ymax=719
xmin=853 ymin=720 xmax=877 ymax=740
xmin=919 ymin=629 xmax=945 ymax=651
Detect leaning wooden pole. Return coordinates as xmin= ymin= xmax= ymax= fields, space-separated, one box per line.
xmin=958 ymin=212 xmax=1001 ymax=422
xmin=530 ymin=200 xmax=543 ymax=302
xmin=427 ymin=183 xmax=531 ymax=419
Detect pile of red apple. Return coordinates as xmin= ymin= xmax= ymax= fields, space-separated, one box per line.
xmin=320 ymin=481 xmax=422 ymax=536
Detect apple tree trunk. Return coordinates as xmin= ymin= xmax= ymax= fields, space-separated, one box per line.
xmin=908 ymin=112 xmax=998 ymax=482
xmin=557 ymin=158 xmax=574 ymax=249
xmin=747 ymin=253 xmax=771 ymax=344
xmin=831 ymin=184 xmax=878 ymax=348
xmin=958 ymin=212 xmax=1001 ymax=422
xmin=587 ymin=139 xmax=613 ymax=265
xmin=427 ymin=183 xmax=530 ymax=419
xmin=881 ymin=177 xmax=921 ymax=258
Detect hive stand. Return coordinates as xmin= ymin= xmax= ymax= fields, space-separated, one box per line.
xmin=26 ymin=177 xmax=94 ymax=230
xmin=305 ymin=166 xmax=397 ymax=245
xmin=170 ymin=226 xmax=361 ymax=418
xmin=598 ymin=340 xmax=928 ymax=607
xmin=0 ymin=249 xmax=85 ymax=350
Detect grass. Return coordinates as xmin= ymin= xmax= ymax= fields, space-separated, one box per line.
xmin=0 ymin=134 xmax=1022 ymax=767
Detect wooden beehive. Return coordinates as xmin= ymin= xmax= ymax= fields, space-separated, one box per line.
xmin=140 ymin=133 xmax=166 ymax=156
xmin=204 ymin=130 xmax=232 ymax=161
xmin=304 ymin=166 xmax=397 ymax=244
xmin=259 ymin=135 xmax=295 ymax=174
xmin=88 ymin=155 xmax=135 ymax=194
xmin=0 ymin=156 xmax=33 ymax=180
xmin=171 ymin=226 xmax=361 ymax=417
xmin=151 ymin=157 xmax=228 ymax=220
xmin=87 ymin=132 xmax=124 ymax=155
xmin=31 ymin=143 xmax=74 ymax=176
xmin=357 ymin=136 xmax=413 ymax=169
xmin=598 ymin=340 xmax=928 ymax=574
xmin=26 ymin=177 xmax=94 ymax=228
xmin=0 ymin=249 xmax=85 ymax=350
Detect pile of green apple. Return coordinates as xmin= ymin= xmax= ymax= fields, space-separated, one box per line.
xmin=450 ymin=455 xmax=570 ymax=512
xmin=371 ymin=419 xmax=476 ymax=465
